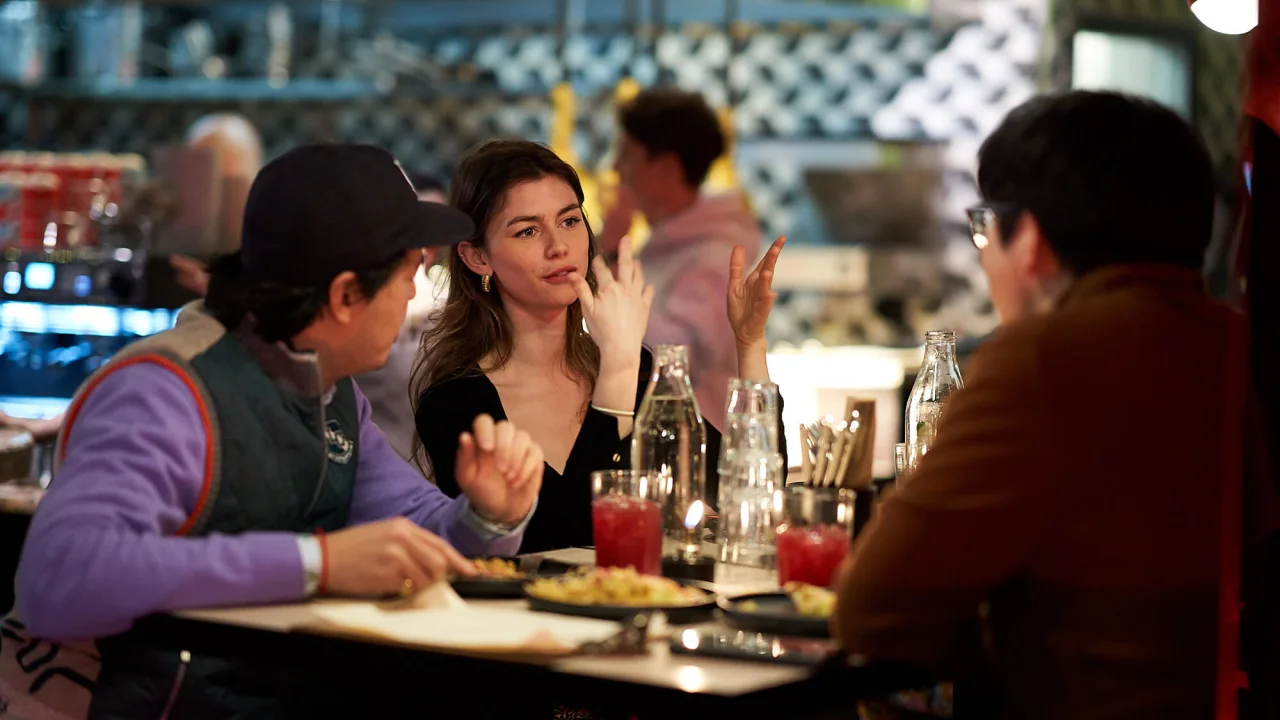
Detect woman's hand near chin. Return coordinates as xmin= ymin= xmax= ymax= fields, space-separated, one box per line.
xmin=567 ymin=236 xmax=654 ymax=436
xmin=727 ymin=236 xmax=786 ymax=381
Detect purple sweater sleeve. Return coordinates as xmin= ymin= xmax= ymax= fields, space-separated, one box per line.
xmin=348 ymin=382 xmax=525 ymax=557
xmin=15 ymin=363 xmax=305 ymax=642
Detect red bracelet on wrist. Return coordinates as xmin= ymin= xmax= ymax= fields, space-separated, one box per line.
xmin=316 ymin=529 xmax=329 ymax=595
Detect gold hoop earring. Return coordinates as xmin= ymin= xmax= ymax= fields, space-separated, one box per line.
xmin=481 ymin=274 xmax=491 ymax=293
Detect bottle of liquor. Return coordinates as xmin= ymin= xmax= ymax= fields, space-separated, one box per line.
xmin=632 ymin=345 xmax=707 ymax=560
xmin=903 ymin=330 xmax=964 ymax=475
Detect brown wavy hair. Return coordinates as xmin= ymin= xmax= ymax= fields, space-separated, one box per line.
xmin=410 ymin=139 xmax=600 ymax=468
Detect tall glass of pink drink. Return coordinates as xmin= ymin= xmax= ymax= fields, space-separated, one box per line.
xmin=591 ymin=470 xmax=667 ymax=576
xmin=774 ymin=486 xmax=856 ymax=587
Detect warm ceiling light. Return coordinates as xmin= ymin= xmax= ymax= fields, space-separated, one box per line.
xmin=1189 ymin=0 xmax=1258 ymax=35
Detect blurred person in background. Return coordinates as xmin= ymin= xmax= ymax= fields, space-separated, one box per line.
xmin=356 ymin=171 xmax=452 ymax=459
xmin=169 ymin=113 xmax=265 ymax=296
xmin=406 ymin=171 xmax=446 ymax=204
xmin=1 ymin=118 xmax=266 ymax=445
xmin=833 ymin=91 xmax=1273 ymax=720
xmin=600 ymin=88 xmax=762 ymax=429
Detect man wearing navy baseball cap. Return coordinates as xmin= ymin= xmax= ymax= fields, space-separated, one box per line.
xmin=5 ymin=145 xmax=544 ymax=718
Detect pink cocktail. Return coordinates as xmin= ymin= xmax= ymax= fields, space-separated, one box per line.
xmin=776 ymin=525 xmax=849 ymax=587
xmin=593 ymin=496 xmax=663 ymax=575
xmin=591 ymin=470 xmax=668 ymax=576
xmin=774 ymin=485 xmax=856 ymax=587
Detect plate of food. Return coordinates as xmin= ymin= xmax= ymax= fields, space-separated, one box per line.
xmin=523 ymin=567 xmax=718 ymax=624
xmin=718 ymin=582 xmax=835 ymax=638
xmin=450 ymin=557 xmax=531 ymax=599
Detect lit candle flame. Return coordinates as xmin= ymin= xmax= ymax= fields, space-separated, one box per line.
xmin=684 ymin=500 xmax=705 ymax=529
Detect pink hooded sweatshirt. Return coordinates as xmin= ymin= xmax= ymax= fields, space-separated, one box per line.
xmin=640 ymin=191 xmax=761 ymax=430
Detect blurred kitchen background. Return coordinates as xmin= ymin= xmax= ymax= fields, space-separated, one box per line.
xmin=0 ymin=0 xmax=1248 ymax=476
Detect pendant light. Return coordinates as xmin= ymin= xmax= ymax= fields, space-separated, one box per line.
xmin=1189 ymin=0 xmax=1258 ymax=35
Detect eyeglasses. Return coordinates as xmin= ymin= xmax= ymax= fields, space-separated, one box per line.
xmin=965 ymin=202 xmax=1020 ymax=250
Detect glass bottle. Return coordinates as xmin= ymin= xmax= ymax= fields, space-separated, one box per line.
xmin=632 ymin=345 xmax=707 ymax=560
xmin=903 ymin=330 xmax=964 ymax=474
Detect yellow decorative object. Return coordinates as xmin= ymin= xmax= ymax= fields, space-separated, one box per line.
xmin=548 ymin=83 xmax=579 ymax=165
xmin=548 ymin=82 xmax=598 ymax=219
xmin=705 ymin=105 xmax=739 ymax=191
xmin=614 ymin=76 xmax=641 ymax=105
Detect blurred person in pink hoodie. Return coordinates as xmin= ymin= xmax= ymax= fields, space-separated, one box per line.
xmin=603 ymin=88 xmax=764 ymax=429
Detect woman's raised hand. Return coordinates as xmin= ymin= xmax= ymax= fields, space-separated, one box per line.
xmin=727 ymin=236 xmax=786 ymax=349
xmin=568 ymin=236 xmax=654 ymax=363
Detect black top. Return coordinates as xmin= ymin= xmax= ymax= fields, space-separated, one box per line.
xmin=415 ymin=348 xmax=786 ymax=554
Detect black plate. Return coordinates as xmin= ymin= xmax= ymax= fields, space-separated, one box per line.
xmin=452 ymin=557 xmax=590 ymax=599
xmin=449 ymin=557 xmax=553 ymax=599
xmin=523 ymin=579 xmax=719 ymax=625
xmin=718 ymin=592 xmax=830 ymax=638
xmin=450 ymin=576 xmax=527 ymax=599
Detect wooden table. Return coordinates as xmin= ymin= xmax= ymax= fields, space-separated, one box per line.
xmin=140 ymin=549 xmax=887 ymax=718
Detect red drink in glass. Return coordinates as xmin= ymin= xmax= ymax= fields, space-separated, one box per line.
xmin=593 ymin=495 xmax=663 ymax=576
xmin=776 ymin=524 xmax=850 ymax=587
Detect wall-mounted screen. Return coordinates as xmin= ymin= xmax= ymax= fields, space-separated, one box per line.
xmin=1071 ymin=28 xmax=1193 ymax=118
xmin=0 ymin=303 xmax=176 ymax=405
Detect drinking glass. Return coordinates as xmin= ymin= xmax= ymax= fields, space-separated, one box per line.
xmin=717 ymin=450 xmax=785 ymax=567
xmin=716 ymin=379 xmax=783 ymax=567
xmin=719 ymin=379 xmax=780 ymax=460
xmin=591 ymin=470 xmax=667 ymax=575
xmin=774 ymin=485 xmax=856 ymax=587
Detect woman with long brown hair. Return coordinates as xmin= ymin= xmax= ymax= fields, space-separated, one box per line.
xmin=412 ymin=139 xmax=784 ymax=553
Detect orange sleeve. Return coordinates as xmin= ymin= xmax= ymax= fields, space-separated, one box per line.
xmin=833 ymin=326 xmax=1064 ymax=666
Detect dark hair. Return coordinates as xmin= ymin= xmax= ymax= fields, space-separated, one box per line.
xmin=410 ymin=139 xmax=600 ymax=442
xmin=617 ymin=88 xmax=725 ymax=188
xmin=204 ymin=252 xmax=404 ymax=343
xmin=977 ymin=90 xmax=1215 ymax=275
xmin=406 ymin=172 xmax=447 ymax=195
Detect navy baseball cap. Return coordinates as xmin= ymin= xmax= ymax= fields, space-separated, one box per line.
xmin=239 ymin=144 xmax=473 ymax=285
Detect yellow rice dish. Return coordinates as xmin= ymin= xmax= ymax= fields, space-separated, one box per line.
xmin=526 ymin=567 xmax=709 ymax=607
xmin=472 ymin=557 xmax=524 ymax=578
xmin=784 ymin=582 xmax=836 ymax=618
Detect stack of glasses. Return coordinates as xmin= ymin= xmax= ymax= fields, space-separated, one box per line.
xmin=715 ymin=379 xmax=784 ymax=568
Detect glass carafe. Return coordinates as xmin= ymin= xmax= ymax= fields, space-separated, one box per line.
xmin=631 ymin=345 xmax=707 ymax=560
xmin=903 ymin=330 xmax=963 ymax=477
